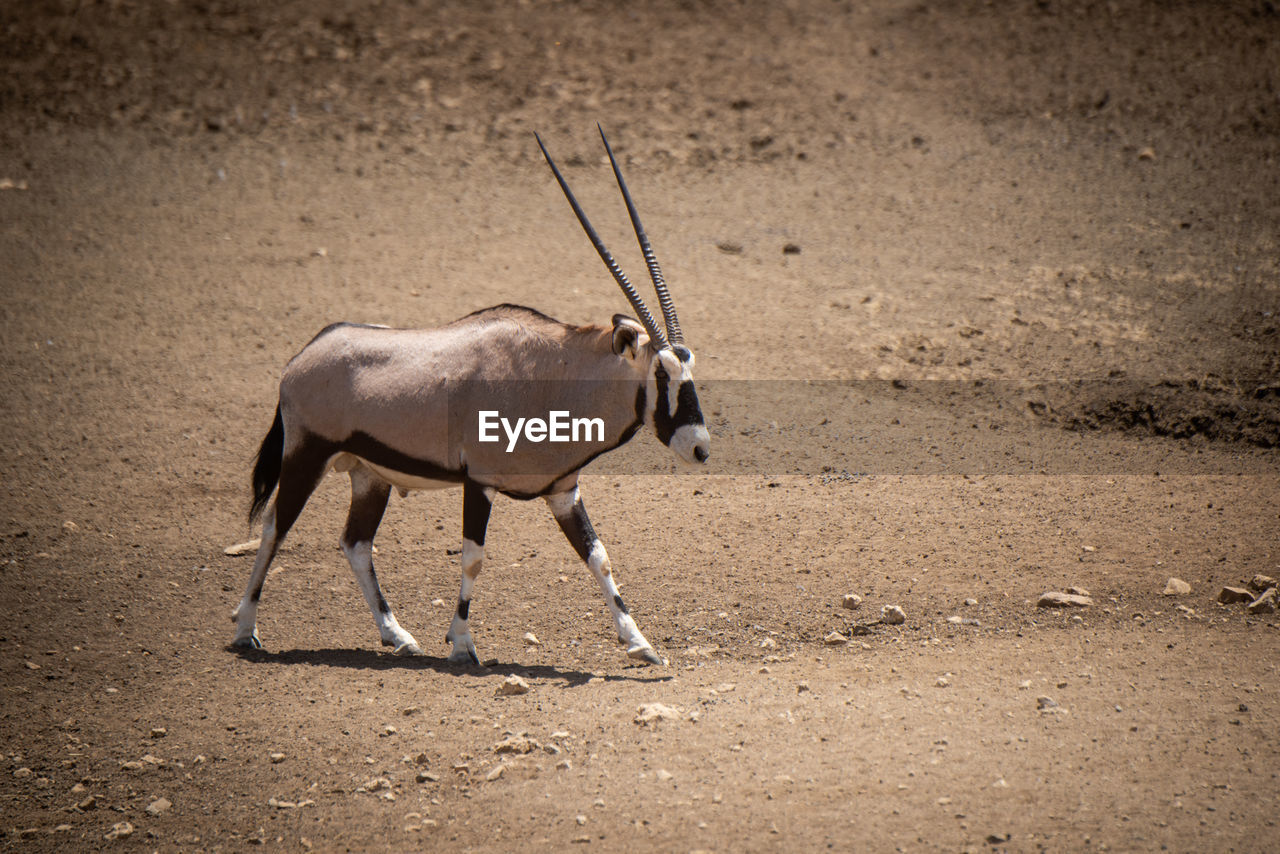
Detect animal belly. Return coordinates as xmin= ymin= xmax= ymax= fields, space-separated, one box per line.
xmin=352 ymin=457 xmax=458 ymax=492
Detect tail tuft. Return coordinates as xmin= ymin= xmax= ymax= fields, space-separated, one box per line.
xmin=249 ymin=406 xmax=284 ymax=526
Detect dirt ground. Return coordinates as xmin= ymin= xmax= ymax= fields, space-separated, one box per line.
xmin=2 ymin=1 xmax=1279 ymax=851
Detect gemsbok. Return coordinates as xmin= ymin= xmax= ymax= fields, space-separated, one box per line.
xmin=231 ymin=128 xmax=710 ymax=666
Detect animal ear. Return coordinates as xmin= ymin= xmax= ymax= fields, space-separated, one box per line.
xmin=611 ymin=314 xmax=645 ymax=357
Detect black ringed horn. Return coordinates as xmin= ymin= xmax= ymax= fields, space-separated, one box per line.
xmin=535 ymin=132 xmax=669 ymax=351
xmin=597 ymin=125 xmax=684 ymax=346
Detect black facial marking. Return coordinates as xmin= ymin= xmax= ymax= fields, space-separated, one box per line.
xmin=672 ymin=345 xmax=692 ymax=363
xmin=462 ymin=481 xmax=493 ymax=547
xmin=457 ymin=598 xmax=470 ymax=620
xmin=613 ymin=594 xmax=629 ymax=615
xmin=653 ymin=374 xmax=705 ymax=446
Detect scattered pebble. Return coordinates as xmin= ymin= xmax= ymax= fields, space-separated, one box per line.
xmin=634 ymin=702 xmax=681 ymax=726
xmin=523 ymin=632 xmax=540 ymax=646
xmin=416 ymin=770 xmax=440 ymax=783
xmin=104 ymin=821 xmax=134 ymax=841
xmin=358 ymin=777 xmax=391 ymax=793
xmin=13 ymin=767 xmax=32 ymax=778
xmin=556 ymin=759 xmax=572 ymax=771
xmin=823 ymin=631 xmax=848 ymax=646
xmin=964 ymin=598 xmax=978 ymax=606
xmin=1137 ymin=146 xmax=1156 ymax=161
xmin=269 ymin=752 xmax=286 ymax=764
xmin=1248 ymin=574 xmax=1276 ymax=593
xmin=496 ymin=675 xmax=530 ymax=696
xmin=935 ymin=676 xmax=951 ymax=688
xmin=150 ymin=727 xmax=167 ymax=739
xmin=1246 ymin=588 xmax=1276 ymax=615
xmin=485 ymin=765 xmax=505 ymax=782
xmin=146 ymin=798 xmax=171 ymax=816
xmin=493 ymin=734 xmax=540 ymax=755
xmin=655 ymin=769 xmax=674 ymax=781
xmin=381 ymin=725 xmax=397 ymax=737
xmin=841 ymin=593 xmax=862 ymax=610
xmin=881 ymin=605 xmax=906 ymax=625
xmin=1218 ymin=587 xmax=1253 ymax=605
xmin=223 ymin=538 xmax=261 ymax=557
xmin=1162 ymin=577 xmax=1191 ymax=596
xmin=1037 ymin=591 xmax=1092 ymax=608
xmin=1036 ymin=696 xmax=1061 ymax=712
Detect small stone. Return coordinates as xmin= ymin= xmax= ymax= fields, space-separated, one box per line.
xmin=556 ymin=759 xmax=572 ymax=771
xmin=1218 ymin=586 xmax=1253 ymax=605
xmin=416 ymin=770 xmax=440 ymax=783
xmin=576 ymin=815 xmax=587 ymax=825
xmin=150 ymin=727 xmax=167 ymax=739
xmin=34 ymin=777 xmax=51 ymax=789
xmin=1037 ymin=591 xmax=1092 ymax=608
xmin=1162 ymin=578 xmax=1191 ymax=596
xmin=635 ymin=702 xmax=681 ymax=726
xmin=946 ymin=615 xmax=963 ymax=625
xmin=485 ymin=765 xmax=505 ymax=781
xmin=77 ymin=795 xmax=98 ymax=810
xmin=523 ymin=632 xmax=540 ymax=646
xmin=841 ymin=594 xmax=862 ymax=610
xmin=360 ymin=777 xmax=391 ymax=793
xmin=493 ymin=734 xmax=540 ymax=754
xmin=62 ymin=520 xmax=79 ymax=533
xmin=796 ymin=681 xmax=811 ymax=693
xmin=146 ymin=797 xmax=171 ymax=816
xmin=1137 ymin=146 xmax=1156 ymax=161
xmin=1066 ymin=586 xmax=1091 ymax=597
xmin=269 ymin=752 xmax=286 ymax=764
xmin=881 ymin=605 xmax=906 ymax=625
xmin=823 ymin=631 xmax=848 ymax=646
xmin=13 ymin=767 xmax=32 ymax=778
xmin=223 ymin=538 xmax=261 ymax=556
xmin=496 ymin=675 xmax=530 ymax=696
xmin=381 ymin=725 xmax=397 ymax=737
xmin=1246 ymin=588 xmax=1276 ymax=615
xmin=104 ymin=821 xmax=134 ymax=840
xmin=1036 ymin=696 xmax=1060 ymax=711
xmin=655 ymin=769 xmax=674 ymax=781
xmin=1248 ymin=574 xmax=1276 ymax=593
xmin=964 ymin=598 xmax=978 ymax=606
xmin=759 ymin=636 xmax=777 ymax=649
xmin=936 ymin=676 xmax=951 ymax=688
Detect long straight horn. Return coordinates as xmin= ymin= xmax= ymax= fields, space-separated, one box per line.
xmin=597 ymin=125 xmax=683 ymax=346
xmin=535 ymin=133 xmax=669 ymax=350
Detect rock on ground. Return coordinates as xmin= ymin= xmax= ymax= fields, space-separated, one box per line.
xmin=1038 ymin=591 xmax=1093 ymax=608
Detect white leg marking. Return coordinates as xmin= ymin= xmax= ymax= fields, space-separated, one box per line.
xmin=341 ymin=539 xmax=421 ymax=655
xmin=446 ymin=538 xmax=484 ymax=664
xmin=231 ymin=513 xmax=276 ymax=649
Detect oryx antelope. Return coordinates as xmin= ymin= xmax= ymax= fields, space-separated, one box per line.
xmin=231 ymin=128 xmax=710 ymax=666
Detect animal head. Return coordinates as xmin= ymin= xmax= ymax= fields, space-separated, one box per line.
xmin=609 ymin=315 xmax=710 ymax=464
xmin=539 ymin=127 xmax=710 ymax=466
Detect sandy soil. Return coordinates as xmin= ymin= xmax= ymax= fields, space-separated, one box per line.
xmin=2 ymin=1 xmax=1278 ymax=851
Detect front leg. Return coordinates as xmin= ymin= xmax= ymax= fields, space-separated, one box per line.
xmin=446 ymin=481 xmax=494 ymax=665
xmin=545 ymin=487 xmax=663 ymax=666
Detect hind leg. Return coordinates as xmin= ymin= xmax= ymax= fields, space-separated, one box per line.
xmin=231 ymin=439 xmax=329 ymax=649
xmin=341 ymin=464 xmax=421 ymax=655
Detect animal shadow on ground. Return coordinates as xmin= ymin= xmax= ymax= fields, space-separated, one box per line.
xmin=227 ymin=645 xmax=673 ymax=687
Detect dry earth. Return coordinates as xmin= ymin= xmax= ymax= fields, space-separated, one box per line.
xmin=2 ymin=1 xmax=1279 ymax=851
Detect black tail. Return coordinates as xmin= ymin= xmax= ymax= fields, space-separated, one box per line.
xmin=249 ymin=405 xmax=284 ymax=526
